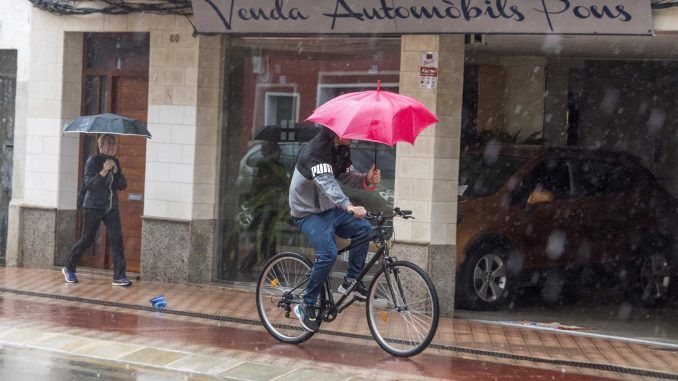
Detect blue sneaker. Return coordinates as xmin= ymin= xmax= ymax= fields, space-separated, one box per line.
xmin=294 ymin=303 xmax=319 ymax=332
xmin=112 ymin=277 xmax=132 ymax=287
xmin=62 ymin=267 xmax=78 ymax=283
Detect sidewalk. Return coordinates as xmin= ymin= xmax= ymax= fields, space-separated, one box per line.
xmin=0 ymin=267 xmax=676 ymax=380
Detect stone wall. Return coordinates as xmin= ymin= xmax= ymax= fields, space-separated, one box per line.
xmin=395 ymin=35 xmax=464 ymax=314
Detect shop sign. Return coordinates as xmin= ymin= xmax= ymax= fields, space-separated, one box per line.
xmin=191 ymin=0 xmax=653 ymax=35
xmin=420 ymin=52 xmax=439 ymax=90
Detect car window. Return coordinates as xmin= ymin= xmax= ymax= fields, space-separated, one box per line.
xmin=573 ymin=159 xmax=636 ymax=197
xmin=245 ymin=148 xmax=263 ymax=168
xmin=459 ymin=154 xmax=528 ymax=198
xmin=512 ymin=159 xmax=573 ymax=204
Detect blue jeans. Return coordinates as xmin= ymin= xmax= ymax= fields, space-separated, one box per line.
xmin=294 ymin=208 xmax=372 ymax=306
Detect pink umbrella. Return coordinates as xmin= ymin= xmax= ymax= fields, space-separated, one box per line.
xmin=306 ymin=81 xmax=438 ymax=146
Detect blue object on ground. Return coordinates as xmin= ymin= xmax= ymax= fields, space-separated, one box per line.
xmin=149 ymin=295 xmax=167 ymax=308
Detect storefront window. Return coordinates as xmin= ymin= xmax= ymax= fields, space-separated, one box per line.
xmin=217 ymin=37 xmax=400 ymax=283
xmin=458 ymin=37 xmax=678 ymax=346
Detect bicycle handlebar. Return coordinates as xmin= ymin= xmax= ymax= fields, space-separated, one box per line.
xmin=364 ymin=207 xmax=415 ymax=224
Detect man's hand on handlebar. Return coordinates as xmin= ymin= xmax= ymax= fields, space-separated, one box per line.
xmin=346 ymin=204 xmax=367 ymax=219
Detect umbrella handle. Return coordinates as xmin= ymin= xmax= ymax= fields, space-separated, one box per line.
xmin=374 ymin=143 xmax=377 ymax=168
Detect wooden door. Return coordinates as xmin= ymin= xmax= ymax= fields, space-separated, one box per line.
xmin=76 ymin=75 xmax=147 ymax=272
xmin=109 ymin=76 xmax=147 ymax=272
xmin=76 ymin=33 xmax=149 ymax=273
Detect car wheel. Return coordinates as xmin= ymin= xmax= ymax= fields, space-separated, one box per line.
xmin=637 ymin=253 xmax=671 ymax=308
xmin=456 ymin=242 xmax=514 ymax=310
xmin=625 ymin=243 xmax=672 ymax=308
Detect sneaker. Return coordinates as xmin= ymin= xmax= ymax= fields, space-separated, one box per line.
xmin=294 ymin=303 xmax=319 ymax=332
xmin=62 ymin=267 xmax=78 ymax=283
xmin=112 ymin=277 xmax=132 ymax=287
xmin=338 ymin=277 xmax=368 ymax=301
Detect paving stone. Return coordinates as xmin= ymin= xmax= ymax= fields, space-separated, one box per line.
xmin=71 ymin=340 xmax=144 ymax=359
xmin=30 ymin=334 xmax=90 ymax=351
xmin=0 ymin=328 xmax=54 ymax=345
xmin=277 ymin=368 xmax=349 ymax=381
xmin=56 ymin=337 xmax=97 ymax=352
xmin=120 ymin=347 xmax=190 ymax=366
xmin=218 ymin=361 xmax=290 ymax=381
xmin=166 ymin=353 xmax=239 ymax=375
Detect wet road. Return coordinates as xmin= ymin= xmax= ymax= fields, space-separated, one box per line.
xmin=0 ymin=295 xmax=613 ymax=380
xmin=0 ymin=346 xmax=217 ymax=380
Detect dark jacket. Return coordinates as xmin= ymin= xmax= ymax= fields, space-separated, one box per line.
xmin=80 ymin=154 xmax=127 ymax=211
xmin=288 ymin=127 xmax=367 ymax=218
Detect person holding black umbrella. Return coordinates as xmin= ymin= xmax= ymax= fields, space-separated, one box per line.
xmin=62 ymin=134 xmax=132 ymax=286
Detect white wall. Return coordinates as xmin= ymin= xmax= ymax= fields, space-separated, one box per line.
xmin=14 ymin=8 xmax=221 ymax=221
xmin=0 ymin=0 xmax=31 ymax=79
xmin=654 ymin=7 xmax=678 ymax=32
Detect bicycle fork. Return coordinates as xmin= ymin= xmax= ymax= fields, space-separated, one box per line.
xmin=384 ymin=264 xmax=409 ymax=311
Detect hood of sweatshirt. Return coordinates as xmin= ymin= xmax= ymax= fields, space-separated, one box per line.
xmin=296 ymin=127 xmax=352 ymax=179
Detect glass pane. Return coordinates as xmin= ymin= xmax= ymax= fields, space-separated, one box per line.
xmin=218 ymin=37 xmax=401 ymax=284
xmin=458 ymin=36 xmax=678 ymax=349
xmin=0 ymin=52 xmax=17 ymax=265
xmin=84 ymin=76 xmax=101 ymax=115
xmin=85 ymin=33 xmax=149 ymax=71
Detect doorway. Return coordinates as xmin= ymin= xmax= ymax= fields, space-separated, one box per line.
xmin=77 ymin=34 xmax=149 ymax=273
xmin=0 ymin=50 xmax=17 ymax=266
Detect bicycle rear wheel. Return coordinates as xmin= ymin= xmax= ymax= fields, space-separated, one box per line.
xmin=366 ymin=261 xmax=439 ymax=357
xmin=256 ymin=252 xmax=314 ymax=344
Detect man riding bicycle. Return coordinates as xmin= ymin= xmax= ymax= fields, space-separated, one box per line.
xmin=289 ymin=127 xmax=381 ymax=332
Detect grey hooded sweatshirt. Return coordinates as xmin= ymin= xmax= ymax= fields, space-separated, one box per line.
xmin=289 ymin=127 xmax=368 ymax=218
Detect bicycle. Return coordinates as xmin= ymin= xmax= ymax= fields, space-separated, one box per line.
xmin=256 ymin=207 xmax=440 ymax=357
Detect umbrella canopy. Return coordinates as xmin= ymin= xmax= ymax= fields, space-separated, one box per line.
xmin=305 ymin=81 xmax=438 ymax=146
xmin=64 ymin=113 xmax=152 ymax=138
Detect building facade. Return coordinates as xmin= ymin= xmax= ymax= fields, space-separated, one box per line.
xmin=2 ymin=1 xmax=678 ymax=316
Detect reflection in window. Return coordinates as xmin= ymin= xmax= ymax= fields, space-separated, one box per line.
xmin=218 ymin=38 xmax=400 ymax=283
xmin=575 ymin=160 xmax=636 ymax=197
xmin=459 ymin=154 xmax=528 ymax=199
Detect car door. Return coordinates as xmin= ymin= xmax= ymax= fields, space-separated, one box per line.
xmin=570 ymin=158 xmax=638 ymax=265
xmin=507 ymin=158 xmax=579 ymax=270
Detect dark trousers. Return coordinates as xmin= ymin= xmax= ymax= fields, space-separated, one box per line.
xmin=294 ymin=208 xmax=372 ymax=306
xmin=65 ymin=208 xmax=126 ymax=280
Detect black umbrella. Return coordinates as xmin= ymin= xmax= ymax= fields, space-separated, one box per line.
xmin=64 ymin=113 xmax=152 ymax=138
xmin=253 ymin=124 xmax=318 ymax=142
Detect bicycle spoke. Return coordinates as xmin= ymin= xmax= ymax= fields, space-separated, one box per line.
xmin=403 ymin=311 xmax=431 ymax=339
xmin=257 ymin=253 xmax=314 ymax=343
xmin=367 ymin=262 xmax=439 ymax=357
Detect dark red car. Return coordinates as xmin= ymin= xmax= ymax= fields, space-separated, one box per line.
xmin=455 ymin=145 xmax=678 ymax=310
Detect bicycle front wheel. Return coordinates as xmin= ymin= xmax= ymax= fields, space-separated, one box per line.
xmin=366 ymin=261 xmax=440 ymax=357
xmin=256 ymin=252 xmax=314 ymax=344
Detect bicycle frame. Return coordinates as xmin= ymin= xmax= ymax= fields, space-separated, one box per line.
xmin=258 ymin=208 xmax=437 ymax=357
xmin=318 ymin=219 xmax=397 ymax=321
